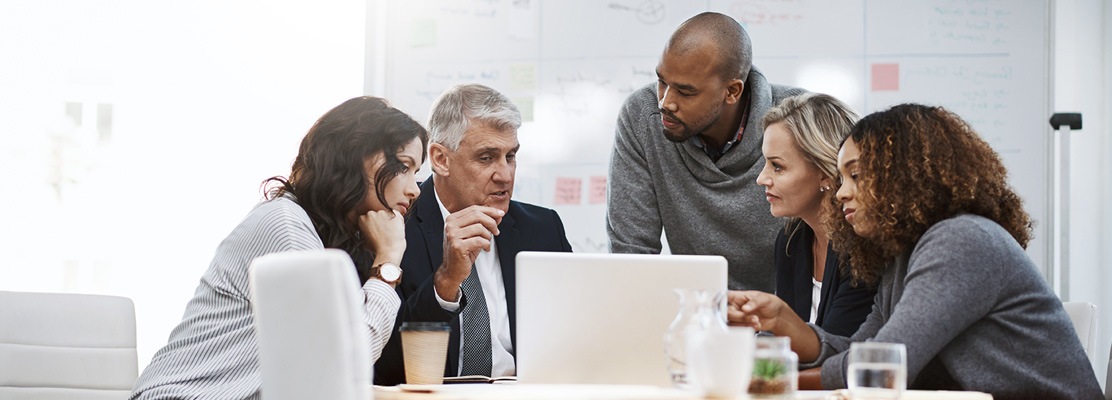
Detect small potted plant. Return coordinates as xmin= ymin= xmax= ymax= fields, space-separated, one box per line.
xmin=749 ymin=358 xmax=791 ymax=397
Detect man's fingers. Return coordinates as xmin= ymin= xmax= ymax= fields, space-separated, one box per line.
xmin=446 ymin=223 xmax=495 ymax=244
xmin=446 ymin=206 xmax=504 ymax=234
xmin=447 ymin=236 xmax=493 ymax=259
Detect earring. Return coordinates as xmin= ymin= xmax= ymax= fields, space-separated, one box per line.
xmin=820 ymin=186 xmax=831 ymax=193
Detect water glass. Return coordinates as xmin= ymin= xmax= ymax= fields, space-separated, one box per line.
xmin=847 ymin=342 xmax=906 ymax=399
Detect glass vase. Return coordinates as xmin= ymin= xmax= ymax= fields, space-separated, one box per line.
xmin=749 ymin=336 xmax=798 ymax=398
xmin=662 ymin=288 xmax=727 ymax=388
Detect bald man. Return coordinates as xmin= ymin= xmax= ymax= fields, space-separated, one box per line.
xmin=607 ymin=12 xmax=805 ymax=291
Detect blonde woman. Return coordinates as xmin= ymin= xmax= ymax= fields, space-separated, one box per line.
xmin=752 ymin=93 xmax=876 ymax=337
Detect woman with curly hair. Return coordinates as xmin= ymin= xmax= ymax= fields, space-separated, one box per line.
xmin=728 ymin=104 xmax=1101 ymax=398
xmin=131 ymin=97 xmax=428 ymax=400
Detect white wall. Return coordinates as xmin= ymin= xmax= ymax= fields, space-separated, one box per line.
xmin=0 ymin=0 xmax=368 ymax=369
xmin=1055 ymin=0 xmax=1111 ymax=391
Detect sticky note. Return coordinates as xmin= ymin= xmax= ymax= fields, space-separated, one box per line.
xmin=588 ymin=176 xmax=607 ymax=204
xmin=410 ymin=19 xmax=436 ymax=48
xmin=871 ymin=63 xmax=899 ymax=91
xmin=510 ymin=63 xmax=537 ymax=91
xmin=554 ymin=177 xmax=582 ymax=205
xmin=513 ymin=96 xmax=535 ymax=123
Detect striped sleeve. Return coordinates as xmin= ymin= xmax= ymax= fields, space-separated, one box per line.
xmin=362 ymin=279 xmax=402 ymax=364
xmin=130 ymin=198 xmax=323 ymax=400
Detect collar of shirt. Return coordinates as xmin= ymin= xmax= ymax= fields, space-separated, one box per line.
xmin=688 ymin=91 xmax=752 ymax=161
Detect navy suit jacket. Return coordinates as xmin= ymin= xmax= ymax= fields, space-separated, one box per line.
xmin=373 ymin=179 xmax=573 ymax=385
xmin=773 ymin=220 xmax=876 ymax=337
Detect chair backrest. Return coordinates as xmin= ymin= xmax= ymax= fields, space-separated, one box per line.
xmin=1106 ymin=342 xmax=1111 ymax=400
xmin=1062 ymin=301 xmax=1098 ymax=361
xmin=0 ymin=291 xmax=137 ymax=400
xmin=249 ymin=249 xmax=370 ymax=400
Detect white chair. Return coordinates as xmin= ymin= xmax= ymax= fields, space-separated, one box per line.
xmin=249 ymin=249 xmax=369 ymax=400
xmin=1106 ymin=343 xmax=1111 ymax=400
xmin=1063 ymin=301 xmax=1098 ymax=361
xmin=0 ymin=291 xmax=137 ymax=400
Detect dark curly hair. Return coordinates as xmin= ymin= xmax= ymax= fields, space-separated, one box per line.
xmin=828 ymin=103 xmax=1032 ymax=286
xmin=264 ymin=96 xmax=428 ymax=284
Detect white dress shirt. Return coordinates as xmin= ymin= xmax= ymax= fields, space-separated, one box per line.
xmin=431 ymin=191 xmax=516 ymax=377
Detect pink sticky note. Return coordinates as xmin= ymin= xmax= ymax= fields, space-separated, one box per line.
xmin=588 ymin=176 xmax=607 ymax=204
xmin=871 ymin=63 xmax=899 ymax=92
xmin=554 ymin=177 xmax=582 ymax=205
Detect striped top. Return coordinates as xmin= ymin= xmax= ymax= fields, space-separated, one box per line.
xmin=130 ymin=197 xmax=401 ymax=400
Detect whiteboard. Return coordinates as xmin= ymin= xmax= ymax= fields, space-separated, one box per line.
xmin=372 ymin=0 xmax=1052 ymax=272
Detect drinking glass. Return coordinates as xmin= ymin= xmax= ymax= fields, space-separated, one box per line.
xmin=847 ymin=342 xmax=906 ymax=400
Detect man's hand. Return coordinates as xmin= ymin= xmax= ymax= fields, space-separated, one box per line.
xmin=434 ymin=205 xmax=504 ymax=300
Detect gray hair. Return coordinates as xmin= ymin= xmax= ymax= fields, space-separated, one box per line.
xmin=427 ymin=83 xmax=521 ymax=150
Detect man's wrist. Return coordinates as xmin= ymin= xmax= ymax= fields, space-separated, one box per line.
xmin=433 ymin=268 xmax=463 ymax=301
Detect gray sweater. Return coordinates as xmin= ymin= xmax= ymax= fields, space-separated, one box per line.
xmin=805 ymin=214 xmax=1102 ymax=399
xmin=607 ymin=67 xmax=804 ymax=291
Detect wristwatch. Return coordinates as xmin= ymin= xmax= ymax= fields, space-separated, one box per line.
xmin=373 ymin=262 xmax=403 ymax=285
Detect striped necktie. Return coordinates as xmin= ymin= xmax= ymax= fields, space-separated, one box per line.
xmin=458 ymin=265 xmax=492 ymax=376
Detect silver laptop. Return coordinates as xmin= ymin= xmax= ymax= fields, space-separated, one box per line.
xmin=514 ymin=251 xmax=727 ymax=387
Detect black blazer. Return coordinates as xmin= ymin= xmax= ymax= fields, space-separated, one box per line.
xmin=373 ymin=179 xmax=573 ymax=385
xmin=773 ymin=220 xmax=876 ymax=337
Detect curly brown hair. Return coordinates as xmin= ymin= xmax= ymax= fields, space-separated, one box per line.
xmin=828 ymin=103 xmax=1032 ymax=286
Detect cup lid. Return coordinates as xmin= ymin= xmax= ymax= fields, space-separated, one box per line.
xmin=399 ymin=321 xmax=451 ymax=332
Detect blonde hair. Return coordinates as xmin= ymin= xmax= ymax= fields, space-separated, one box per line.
xmin=762 ymin=93 xmax=859 ymax=246
xmin=762 ymin=93 xmax=859 ymax=182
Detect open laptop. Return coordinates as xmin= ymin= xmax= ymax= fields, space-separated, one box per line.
xmin=514 ymin=251 xmax=727 ymax=387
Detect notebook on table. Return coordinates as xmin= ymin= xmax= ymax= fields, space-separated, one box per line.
xmin=514 ymin=251 xmax=727 ymax=388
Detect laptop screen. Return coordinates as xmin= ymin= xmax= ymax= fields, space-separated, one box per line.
xmin=514 ymin=251 xmax=727 ymax=387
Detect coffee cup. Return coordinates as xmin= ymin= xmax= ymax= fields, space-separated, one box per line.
xmin=399 ymin=321 xmax=451 ymax=384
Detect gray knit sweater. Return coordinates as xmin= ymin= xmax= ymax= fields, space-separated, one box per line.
xmin=607 ymin=67 xmax=805 ymax=291
xmin=804 ymin=214 xmax=1102 ymax=399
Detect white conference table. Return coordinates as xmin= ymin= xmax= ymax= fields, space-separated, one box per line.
xmin=372 ymin=384 xmax=992 ymax=400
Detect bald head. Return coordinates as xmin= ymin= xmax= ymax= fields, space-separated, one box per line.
xmin=666 ymin=12 xmax=752 ymax=83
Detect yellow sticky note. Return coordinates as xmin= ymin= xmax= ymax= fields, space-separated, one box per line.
xmin=509 ymin=63 xmax=537 ymax=91
xmin=513 ymin=96 xmax=534 ymax=123
xmin=411 ymin=19 xmax=436 ymax=48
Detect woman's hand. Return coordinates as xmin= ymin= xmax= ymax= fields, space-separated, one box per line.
xmin=728 ymin=290 xmax=822 ymax=362
xmin=359 ymin=209 xmax=406 ymax=263
xmin=726 ymin=290 xmax=793 ymax=332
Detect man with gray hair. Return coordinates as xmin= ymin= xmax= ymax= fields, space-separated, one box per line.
xmin=608 ymin=12 xmax=805 ymax=292
xmin=374 ymin=84 xmax=573 ymax=385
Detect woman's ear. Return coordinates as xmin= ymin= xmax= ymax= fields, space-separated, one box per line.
xmin=819 ymin=177 xmax=834 ymax=193
xmin=428 ymin=143 xmax=450 ymax=177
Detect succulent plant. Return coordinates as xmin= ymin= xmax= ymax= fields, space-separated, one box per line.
xmin=753 ymin=358 xmax=788 ymax=380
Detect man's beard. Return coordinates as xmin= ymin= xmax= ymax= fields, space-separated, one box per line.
xmin=659 ymin=108 xmax=717 ymax=143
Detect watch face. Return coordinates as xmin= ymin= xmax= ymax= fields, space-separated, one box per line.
xmin=379 ymin=263 xmax=402 ymax=282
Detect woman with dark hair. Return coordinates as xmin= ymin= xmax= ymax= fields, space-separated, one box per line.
xmin=131 ymin=96 xmax=429 ymax=400
xmin=728 ymin=104 xmax=1102 ymax=398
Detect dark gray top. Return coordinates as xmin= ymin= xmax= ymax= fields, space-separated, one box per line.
xmin=804 ymin=214 xmax=1102 ymax=399
xmin=607 ymin=66 xmax=805 ymax=291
